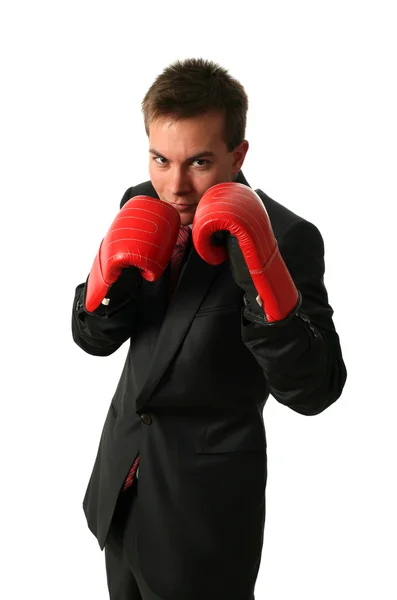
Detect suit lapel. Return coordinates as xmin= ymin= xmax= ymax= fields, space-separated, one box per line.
xmin=135 ymin=246 xmax=222 ymax=411
xmin=134 ymin=170 xmax=251 ymax=412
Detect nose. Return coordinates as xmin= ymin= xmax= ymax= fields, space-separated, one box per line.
xmin=168 ymin=167 xmax=190 ymax=196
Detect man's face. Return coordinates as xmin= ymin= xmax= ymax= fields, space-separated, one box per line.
xmin=148 ymin=111 xmax=249 ymax=225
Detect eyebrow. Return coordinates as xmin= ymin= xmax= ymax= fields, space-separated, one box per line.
xmin=149 ymin=149 xmax=216 ymax=162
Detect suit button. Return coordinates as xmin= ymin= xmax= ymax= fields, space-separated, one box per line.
xmin=140 ymin=413 xmax=152 ymax=425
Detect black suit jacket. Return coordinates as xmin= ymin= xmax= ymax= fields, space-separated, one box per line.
xmin=71 ymin=171 xmax=346 ymax=599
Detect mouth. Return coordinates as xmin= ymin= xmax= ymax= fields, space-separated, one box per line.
xmin=168 ymin=201 xmax=198 ymax=210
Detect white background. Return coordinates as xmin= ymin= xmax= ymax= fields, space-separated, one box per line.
xmin=1 ymin=1 xmax=396 ymax=598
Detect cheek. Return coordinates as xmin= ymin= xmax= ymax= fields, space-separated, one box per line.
xmin=149 ymin=165 xmax=162 ymax=189
xmin=148 ymin=162 xmax=156 ymax=180
xmin=198 ymin=170 xmax=226 ymax=193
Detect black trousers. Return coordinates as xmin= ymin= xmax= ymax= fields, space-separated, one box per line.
xmin=105 ymin=479 xmax=167 ymax=600
xmin=105 ymin=479 xmax=256 ymax=600
xmin=105 ymin=478 xmax=168 ymax=600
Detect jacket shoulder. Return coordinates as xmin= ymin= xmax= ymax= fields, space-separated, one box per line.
xmin=255 ymin=189 xmax=311 ymax=239
xmin=120 ymin=180 xmax=159 ymax=208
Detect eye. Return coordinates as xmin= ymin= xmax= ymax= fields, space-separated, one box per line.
xmin=153 ymin=156 xmax=168 ymax=165
xmin=192 ymin=159 xmax=210 ymax=167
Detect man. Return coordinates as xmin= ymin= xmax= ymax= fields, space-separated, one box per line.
xmin=72 ymin=58 xmax=347 ymax=600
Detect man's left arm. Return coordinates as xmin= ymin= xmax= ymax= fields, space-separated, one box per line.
xmin=241 ymin=219 xmax=347 ymax=416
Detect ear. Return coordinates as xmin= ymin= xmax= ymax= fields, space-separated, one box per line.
xmin=231 ymin=140 xmax=249 ymax=175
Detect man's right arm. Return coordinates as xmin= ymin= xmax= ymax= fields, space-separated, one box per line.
xmin=71 ymin=274 xmax=141 ymax=357
xmin=71 ymin=187 xmax=180 ymax=356
xmin=71 ymin=187 xmax=138 ymax=356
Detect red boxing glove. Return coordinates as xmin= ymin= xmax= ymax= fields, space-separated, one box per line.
xmin=85 ymin=195 xmax=181 ymax=312
xmin=192 ymin=182 xmax=300 ymax=324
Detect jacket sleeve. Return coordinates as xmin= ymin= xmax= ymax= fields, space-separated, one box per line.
xmin=71 ymin=187 xmax=140 ymax=357
xmin=241 ymin=219 xmax=347 ymax=416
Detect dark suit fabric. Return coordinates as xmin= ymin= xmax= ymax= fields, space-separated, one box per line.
xmin=72 ymin=171 xmax=347 ymax=599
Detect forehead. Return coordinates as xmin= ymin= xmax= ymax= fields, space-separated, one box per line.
xmin=148 ymin=112 xmax=227 ymax=157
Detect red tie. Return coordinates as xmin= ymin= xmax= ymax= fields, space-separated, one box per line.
xmin=122 ymin=225 xmax=191 ymax=493
xmin=168 ymin=224 xmax=192 ymax=297
xmin=122 ymin=453 xmax=140 ymax=492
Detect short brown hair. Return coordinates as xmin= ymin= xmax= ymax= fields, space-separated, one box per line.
xmin=141 ymin=58 xmax=248 ymax=152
